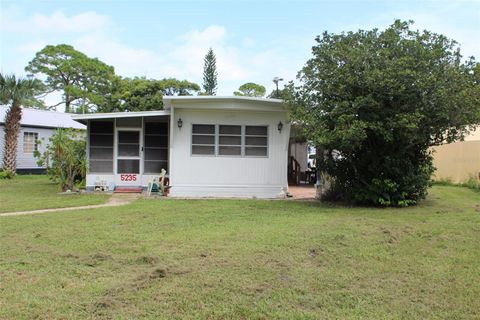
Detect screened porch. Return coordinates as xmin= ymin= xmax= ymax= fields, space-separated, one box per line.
xmin=88 ymin=115 xmax=170 ymax=180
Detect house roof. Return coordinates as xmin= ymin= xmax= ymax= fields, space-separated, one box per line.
xmin=71 ymin=96 xmax=285 ymax=123
xmin=0 ymin=106 xmax=85 ymax=129
xmin=72 ymin=110 xmax=170 ymax=123
xmin=163 ymin=95 xmax=286 ymax=112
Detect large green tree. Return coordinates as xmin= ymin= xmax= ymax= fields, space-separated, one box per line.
xmin=202 ymin=48 xmax=218 ymax=95
xmin=287 ymin=20 xmax=480 ymax=206
xmin=99 ymin=77 xmax=200 ymax=112
xmin=0 ymin=73 xmax=43 ymax=175
xmin=25 ymin=44 xmax=116 ymax=113
xmin=234 ymin=82 xmax=266 ymax=97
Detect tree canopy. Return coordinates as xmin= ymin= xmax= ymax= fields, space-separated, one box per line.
xmin=234 ymin=82 xmax=266 ymax=97
xmin=99 ymin=77 xmax=200 ymax=112
xmin=287 ymin=20 xmax=480 ymax=206
xmin=202 ymin=48 xmax=218 ymax=95
xmin=25 ymin=44 xmax=116 ymax=113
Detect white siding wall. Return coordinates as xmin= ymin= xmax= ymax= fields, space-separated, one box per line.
xmin=0 ymin=125 xmax=54 ymax=169
xmin=170 ymin=108 xmax=290 ymax=198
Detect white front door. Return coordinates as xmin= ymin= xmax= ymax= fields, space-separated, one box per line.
xmin=116 ymin=129 xmax=141 ymax=185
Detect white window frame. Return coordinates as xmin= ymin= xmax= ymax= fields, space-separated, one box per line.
xmin=191 ymin=124 xmax=269 ymax=158
xmin=191 ymin=124 xmax=216 ymax=156
xmin=23 ymin=132 xmax=38 ymax=154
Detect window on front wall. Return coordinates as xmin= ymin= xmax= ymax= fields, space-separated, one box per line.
xmin=245 ymin=126 xmax=268 ymax=156
xmin=192 ymin=124 xmax=216 ymax=155
xmin=219 ymin=125 xmax=241 ymax=156
xmin=191 ymin=124 xmax=268 ymax=157
xmin=23 ymin=132 xmax=38 ymax=154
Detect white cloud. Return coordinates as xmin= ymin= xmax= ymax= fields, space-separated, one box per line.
xmin=0 ymin=8 xmax=112 ymax=34
xmin=73 ymin=34 xmax=157 ymax=77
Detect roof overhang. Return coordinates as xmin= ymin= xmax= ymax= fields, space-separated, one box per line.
xmin=72 ymin=110 xmax=171 ymax=124
xmin=163 ymin=96 xmax=286 ymax=112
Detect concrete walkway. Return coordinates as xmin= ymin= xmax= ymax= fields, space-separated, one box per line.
xmin=288 ymin=185 xmax=317 ymax=200
xmin=0 ymin=193 xmax=140 ymax=217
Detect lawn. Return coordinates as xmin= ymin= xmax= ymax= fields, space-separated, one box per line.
xmin=0 ymin=185 xmax=479 ymax=319
xmin=0 ymin=175 xmax=110 ymax=213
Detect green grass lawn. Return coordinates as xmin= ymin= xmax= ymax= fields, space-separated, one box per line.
xmin=1 ymin=185 xmax=479 ymax=319
xmin=0 ymin=175 xmax=110 ymax=213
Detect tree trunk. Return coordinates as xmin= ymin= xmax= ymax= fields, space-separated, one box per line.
xmin=65 ymin=93 xmax=70 ymax=113
xmin=2 ymin=104 xmax=22 ymax=175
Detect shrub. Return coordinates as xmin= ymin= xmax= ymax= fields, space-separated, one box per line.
xmin=35 ymin=128 xmax=86 ymax=191
xmin=0 ymin=169 xmax=14 ymax=179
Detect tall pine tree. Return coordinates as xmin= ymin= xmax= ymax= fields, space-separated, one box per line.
xmin=202 ymin=48 xmax=218 ymax=95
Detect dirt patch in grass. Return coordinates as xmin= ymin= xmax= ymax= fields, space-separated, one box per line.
xmin=380 ymin=227 xmax=399 ymax=244
xmin=91 ymin=264 xmax=171 ymax=316
xmin=81 ymin=253 xmax=113 ymax=267
xmin=134 ymin=256 xmax=160 ymax=265
xmin=134 ymin=266 xmax=168 ymax=289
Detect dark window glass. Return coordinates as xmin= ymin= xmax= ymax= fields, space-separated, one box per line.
xmin=245 ymin=136 xmax=267 ymax=146
xmin=219 ymin=125 xmax=241 ymax=135
xmin=192 ymin=145 xmax=215 ymax=155
xmin=246 ymin=126 xmax=267 ymax=136
xmin=219 ymin=146 xmax=241 ymax=156
xmin=219 ymin=136 xmax=241 ymax=145
xmin=192 ymin=124 xmax=215 ymax=134
xmin=192 ymin=135 xmax=215 ymax=145
xmin=117 ymin=159 xmax=139 ymax=174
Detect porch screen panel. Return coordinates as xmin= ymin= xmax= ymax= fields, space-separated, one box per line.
xmin=89 ymin=120 xmax=114 ymax=173
xmin=118 ymin=131 xmax=140 ymax=157
xmin=144 ymin=122 xmax=168 ymax=173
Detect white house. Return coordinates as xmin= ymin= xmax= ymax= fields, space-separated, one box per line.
xmin=72 ymin=96 xmax=290 ymax=198
xmin=0 ymin=106 xmax=85 ymax=173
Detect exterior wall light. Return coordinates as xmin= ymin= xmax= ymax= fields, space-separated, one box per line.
xmin=177 ymin=118 xmax=183 ymax=129
xmin=277 ymin=121 xmax=283 ymax=132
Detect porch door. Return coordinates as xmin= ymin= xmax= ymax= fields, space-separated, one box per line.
xmin=116 ymin=129 xmax=141 ymax=184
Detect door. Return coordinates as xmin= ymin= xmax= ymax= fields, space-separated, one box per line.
xmin=116 ymin=129 xmax=141 ymax=185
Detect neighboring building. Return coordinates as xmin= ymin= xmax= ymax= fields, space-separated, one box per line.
xmin=0 ymin=106 xmax=86 ymax=173
xmin=73 ymin=96 xmax=289 ymax=198
xmin=431 ymin=129 xmax=480 ymax=183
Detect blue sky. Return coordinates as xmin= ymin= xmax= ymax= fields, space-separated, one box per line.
xmin=1 ymin=0 xmax=479 ymax=106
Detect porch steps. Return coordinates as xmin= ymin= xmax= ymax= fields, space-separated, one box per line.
xmin=114 ymin=187 xmax=143 ymax=194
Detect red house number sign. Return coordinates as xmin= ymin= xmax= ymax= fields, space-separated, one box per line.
xmin=120 ymin=174 xmax=137 ymax=181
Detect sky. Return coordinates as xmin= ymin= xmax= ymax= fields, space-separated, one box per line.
xmin=0 ymin=0 xmax=479 ymax=109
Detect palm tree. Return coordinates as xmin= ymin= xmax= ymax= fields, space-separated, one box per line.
xmin=0 ymin=73 xmax=41 ymax=175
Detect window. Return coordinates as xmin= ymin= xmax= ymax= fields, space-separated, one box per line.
xmin=23 ymin=132 xmax=38 ymax=154
xmin=191 ymin=124 xmax=268 ymax=157
xmin=219 ymin=125 xmax=241 ymax=156
xmin=245 ymin=126 xmax=268 ymax=157
xmin=192 ymin=124 xmax=215 ymax=155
